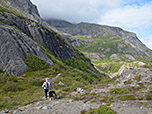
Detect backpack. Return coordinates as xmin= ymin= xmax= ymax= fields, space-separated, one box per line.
xmin=45 ymin=82 xmax=50 ymax=89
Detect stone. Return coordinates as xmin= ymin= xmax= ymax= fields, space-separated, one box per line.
xmin=138 ymin=62 xmax=146 ymax=66
xmin=42 ymin=106 xmax=51 ymax=110
xmin=77 ymin=88 xmax=85 ymax=94
xmin=13 ymin=110 xmax=21 ymax=114
xmin=0 ymin=109 xmax=9 ymax=113
xmin=110 ymin=54 xmax=121 ymax=61
xmin=123 ymin=54 xmax=135 ymax=60
xmin=58 ymin=81 xmax=68 ymax=87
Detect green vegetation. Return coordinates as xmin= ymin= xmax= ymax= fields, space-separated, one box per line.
xmin=0 ymin=6 xmax=24 ymax=18
xmin=146 ymin=94 xmax=152 ymax=100
xmin=93 ymin=59 xmax=124 ymax=73
xmin=2 ymin=81 xmax=23 ymax=93
xmin=25 ymin=54 xmax=49 ymax=72
xmin=87 ymin=105 xmax=116 ymax=114
xmin=0 ymin=0 xmax=25 ymax=17
xmin=110 ymin=88 xmax=130 ymax=94
xmin=74 ymin=35 xmax=126 ymax=58
xmin=119 ymin=95 xmax=136 ymax=101
xmin=65 ymin=58 xmax=90 ymax=72
xmin=0 ymin=69 xmax=4 ymax=74
xmin=81 ymin=110 xmax=87 ymax=114
xmin=0 ymin=73 xmax=17 ymax=83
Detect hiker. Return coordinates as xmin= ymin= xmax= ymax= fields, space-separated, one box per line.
xmin=42 ymin=78 xmax=50 ymax=99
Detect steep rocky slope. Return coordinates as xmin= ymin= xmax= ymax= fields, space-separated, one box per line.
xmin=0 ymin=0 xmax=92 ymax=75
xmin=0 ymin=0 xmax=40 ymax=21
xmin=47 ymin=19 xmax=152 ymax=60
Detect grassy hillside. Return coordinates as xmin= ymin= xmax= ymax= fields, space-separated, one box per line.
xmin=65 ymin=35 xmax=152 ymax=74
xmin=0 ymin=45 xmax=104 ymax=110
xmin=73 ymin=35 xmax=126 ymax=57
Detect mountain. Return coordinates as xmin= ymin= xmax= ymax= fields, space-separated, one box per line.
xmin=0 ymin=0 xmax=93 ymax=75
xmin=47 ymin=19 xmax=152 ymax=61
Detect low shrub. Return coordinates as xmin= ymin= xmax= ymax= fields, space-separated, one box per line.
xmin=146 ymin=94 xmax=152 ymax=100
xmin=0 ymin=69 xmax=4 ymax=74
xmin=62 ymin=86 xmax=74 ymax=92
xmin=2 ymin=81 xmax=23 ymax=92
xmin=110 ymin=88 xmax=130 ymax=94
xmin=81 ymin=110 xmax=87 ymax=114
xmin=25 ymin=54 xmax=49 ymax=71
xmin=0 ymin=101 xmax=7 ymax=109
xmin=87 ymin=105 xmax=116 ymax=114
xmin=28 ymin=77 xmax=43 ymax=86
xmin=65 ymin=58 xmax=90 ymax=72
xmin=119 ymin=95 xmax=136 ymax=101
xmin=0 ymin=73 xmax=18 ymax=83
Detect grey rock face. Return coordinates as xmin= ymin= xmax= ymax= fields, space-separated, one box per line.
xmin=1 ymin=13 xmax=79 ymax=60
xmin=3 ymin=0 xmax=40 ymax=21
xmin=0 ymin=25 xmax=53 ymax=75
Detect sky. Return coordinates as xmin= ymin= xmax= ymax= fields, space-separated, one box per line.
xmin=31 ymin=0 xmax=152 ymax=49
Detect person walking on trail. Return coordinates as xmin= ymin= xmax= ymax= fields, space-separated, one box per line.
xmin=42 ymin=78 xmax=50 ymax=99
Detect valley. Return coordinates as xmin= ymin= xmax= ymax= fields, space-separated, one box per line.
xmin=0 ymin=0 xmax=152 ymax=114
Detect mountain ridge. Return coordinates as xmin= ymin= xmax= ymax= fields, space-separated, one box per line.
xmin=46 ymin=19 xmax=152 ymax=60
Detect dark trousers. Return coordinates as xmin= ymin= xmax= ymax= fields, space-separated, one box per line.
xmin=44 ymin=89 xmax=49 ymax=99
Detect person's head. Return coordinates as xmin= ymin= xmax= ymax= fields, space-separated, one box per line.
xmin=45 ymin=78 xmax=49 ymax=82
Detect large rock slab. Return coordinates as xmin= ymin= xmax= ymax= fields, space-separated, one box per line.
xmin=0 ymin=25 xmax=53 ymax=75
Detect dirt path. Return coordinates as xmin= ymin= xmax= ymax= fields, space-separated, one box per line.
xmin=12 ymin=99 xmax=100 ymax=114
xmin=11 ymin=98 xmax=152 ymax=114
xmin=49 ymin=73 xmax=61 ymax=90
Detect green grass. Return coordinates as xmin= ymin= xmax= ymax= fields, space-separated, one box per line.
xmin=146 ymin=94 xmax=152 ymax=100
xmin=1 ymin=81 xmax=23 ymax=93
xmin=110 ymin=88 xmax=130 ymax=94
xmin=0 ymin=69 xmax=4 ymax=74
xmin=25 ymin=54 xmax=49 ymax=72
xmin=0 ymin=6 xmax=24 ymax=18
xmin=74 ymin=35 xmax=126 ymax=57
xmin=118 ymin=95 xmax=136 ymax=101
xmin=0 ymin=0 xmax=25 ymax=16
xmin=87 ymin=105 xmax=116 ymax=114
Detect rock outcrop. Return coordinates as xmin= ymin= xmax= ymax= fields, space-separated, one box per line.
xmin=0 ymin=25 xmax=53 ymax=75
xmin=1 ymin=0 xmax=40 ymax=21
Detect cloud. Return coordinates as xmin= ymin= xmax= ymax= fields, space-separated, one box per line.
xmin=140 ymin=35 xmax=152 ymax=49
xmin=99 ymin=2 xmax=152 ymax=29
xmin=31 ymin=0 xmax=123 ymax=22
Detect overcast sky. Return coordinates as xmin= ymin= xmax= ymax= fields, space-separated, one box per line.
xmin=31 ymin=0 xmax=152 ymax=49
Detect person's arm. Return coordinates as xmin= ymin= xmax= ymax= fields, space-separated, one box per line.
xmin=42 ymin=82 xmax=45 ymax=87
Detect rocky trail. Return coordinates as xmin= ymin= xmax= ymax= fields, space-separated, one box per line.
xmin=8 ymin=97 xmax=152 ymax=114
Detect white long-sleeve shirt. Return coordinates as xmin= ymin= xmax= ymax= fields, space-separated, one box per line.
xmin=42 ymin=81 xmax=50 ymax=89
